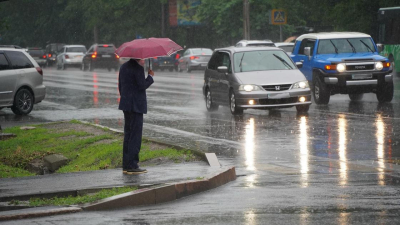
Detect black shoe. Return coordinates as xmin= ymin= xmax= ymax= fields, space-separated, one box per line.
xmin=126 ymin=168 xmax=147 ymax=175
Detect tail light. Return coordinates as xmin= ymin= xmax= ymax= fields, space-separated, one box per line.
xmin=175 ymin=54 xmax=180 ymax=59
xmin=48 ymin=54 xmax=52 ymax=58
xmin=36 ymin=67 xmax=43 ymax=76
xmin=115 ymin=54 xmax=120 ymax=59
xmin=65 ymin=55 xmax=69 ymax=59
xmin=153 ymin=57 xmax=158 ymax=59
xmin=92 ymin=52 xmax=97 ymax=58
xmin=103 ymin=44 xmax=109 ymax=47
xmin=42 ymin=55 xmax=47 ymax=59
xmin=190 ymin=56 xmax=199 ymax=60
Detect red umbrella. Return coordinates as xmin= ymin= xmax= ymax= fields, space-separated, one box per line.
xmin=115 ymin=38 xmax=183 ymax=59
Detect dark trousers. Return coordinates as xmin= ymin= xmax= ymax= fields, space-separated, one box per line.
xmin=123 ymin=111 xmax=143 ymax=170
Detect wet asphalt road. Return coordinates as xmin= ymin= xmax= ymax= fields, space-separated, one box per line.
xmin=1 ymin=67 xmax=400 ymax=224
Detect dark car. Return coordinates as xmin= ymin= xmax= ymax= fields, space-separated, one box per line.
xmin=152 ymin=52 xmax=180 ymax=71
xmin=81 ymin=44 xmax=119 ymax=71
xmin=45 ymin=43 xmax=65 ymax=67
xmin=26 ymin=47 xmax=47 ymax=67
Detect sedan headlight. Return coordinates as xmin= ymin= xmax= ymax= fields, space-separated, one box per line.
xmin=336 ymin=63 xmax=346 ymax=72
xmin=375 ymin=62 xmax=383 ymax=70
xmin=292 ymin=81 xmax=309 ymax=89
xmin=239 ymin=84 xmax=262 ymax=92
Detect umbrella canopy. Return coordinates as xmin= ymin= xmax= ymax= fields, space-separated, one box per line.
xmin=115 ymin=38 xmax=183 ymax=59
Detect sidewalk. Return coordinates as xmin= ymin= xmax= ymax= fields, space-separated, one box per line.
xmin=0 ymin=161 xmax=236 ymax=221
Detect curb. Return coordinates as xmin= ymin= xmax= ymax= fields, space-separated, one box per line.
xmin=0 ymin=207 xmax=82 ymax=221
xmin=82 ymin=166 xmax=236 ymax=211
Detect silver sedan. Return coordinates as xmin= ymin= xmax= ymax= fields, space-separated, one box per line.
xmin=178 ymin=48 xmax=213 ymax=73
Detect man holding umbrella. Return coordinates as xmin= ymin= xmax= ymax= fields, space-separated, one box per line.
xmin=116 ymin=38 xmax=182 ymax=175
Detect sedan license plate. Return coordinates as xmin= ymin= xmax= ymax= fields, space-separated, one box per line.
xmin=102 ymin=55 xmax=111 ymax=58
xmin=74 ymin=55 xmax=82 ymax=59
xmin=352 ymin=74 xmax=372 ymax=80
xmin=268 ymin=92 xmax=290 ymax=99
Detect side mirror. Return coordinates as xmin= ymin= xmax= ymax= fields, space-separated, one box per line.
xmin=377 ymin=44 xmax=384 ymax=53
xmin=217 ymin=66 xmax=228 ymax=74
xmin=304 ymin=47 xmax=311 ymax=57
xmin=295 ymin=62 xmax=303 ymax=69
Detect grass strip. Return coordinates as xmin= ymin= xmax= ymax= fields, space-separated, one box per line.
xmin=28 ymin=186 xmax=138 ymax=207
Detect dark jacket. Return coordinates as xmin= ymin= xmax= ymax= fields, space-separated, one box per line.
xmin=118 ymin=59 xmax=154 ymax=114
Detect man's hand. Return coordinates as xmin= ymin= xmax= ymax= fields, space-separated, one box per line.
xmin=148 ymin=69 xmax=155 ymax=77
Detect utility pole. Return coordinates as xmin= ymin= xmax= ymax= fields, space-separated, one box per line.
xmin=161 ymin=2 xmax=165 ymax=37
xmin=243 ymin=0 xmax=250 ymax=40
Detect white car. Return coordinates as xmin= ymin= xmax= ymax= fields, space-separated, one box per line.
xmin=235 ymin=40 xmax=276 ymax=47
xmin=0 ymin=48 xmax=46 ymax=115
xmin=56 ymin=45 xmax=87 ymax=70
xmin=274 ymin=42 xmax=295 ymax=54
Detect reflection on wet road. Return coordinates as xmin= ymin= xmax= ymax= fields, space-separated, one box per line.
xmin=1 ymin=68 xmax=400 ymax=224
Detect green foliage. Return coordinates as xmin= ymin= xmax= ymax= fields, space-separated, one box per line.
xmin=28 ymin=186 xmax=138 ymax=206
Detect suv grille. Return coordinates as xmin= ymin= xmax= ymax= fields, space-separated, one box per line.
xmin=346 ymin=64 xmax=374 ymax=71
xmin=262 ymin=84 xmax=292 ymax=91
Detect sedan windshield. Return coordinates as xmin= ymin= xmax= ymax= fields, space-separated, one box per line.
xmin=318 ymin=38 xmax=375 ymax=54
xmin=233 ymin=50 xmax=295 ymax=73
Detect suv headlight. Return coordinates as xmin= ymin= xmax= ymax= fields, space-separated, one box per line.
xmin=292 ymin=81 xmax=309 ymax=89
xmin=336 ymin=63 xmax=346 ymax=72
xmin=375 ymin=62 xmax=383 ymax=70
xmin=239 ymin=85 xmax=262 ymax=92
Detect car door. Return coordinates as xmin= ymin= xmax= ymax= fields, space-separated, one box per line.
xmin=180 ymin=49 xmax=190 ymax=70
xmin=0 ymin=52 xmax=17 ymax=106
xmin=217 ymin=51 xmax=232 ymax=103
xmin=206 ymin=52 xmax=222 ymax=103
xmin=296 ymin=38 xmax=316 ymax=80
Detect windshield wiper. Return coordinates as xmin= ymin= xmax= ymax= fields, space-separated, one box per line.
xmin=273 ymin=54 xmax=293 ymax=69
xmin=239 ymin=53 xmax=245 ymax=72
xmin=359 ymin=40 xmax=374 ymax=53
xmin=346 ymin=39 xmax=356 ymax=53
xmin=330 ymin=40 xmax=339 ymax=54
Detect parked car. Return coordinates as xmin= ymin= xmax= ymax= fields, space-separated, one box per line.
xmin=235 ymin=40 xmax=276 ymax=47
xmin=290 ymin=32 xmax=393 ymax=104
xmin=0 ymin=48 xmax=46 ymax=115
xmin=27 ymin=47 xmax=47 ymax=67
xmin=0 ymin=45 xmax=23 ymax=49
xmin=45 ymin=43 xmax=65 ymax=67
xmin=178 ymin=48 xmax=213 ymax=72
xmin=274 ymin=42 xmax=295 ymax=54
xmin=56 ymin=45 xmax=86 ymax=70
xmin=82 ymin=44 xmax=119 ymax=71
xmin=203 ymin=46 xmax=311 ymax=115
xmin=152 ymin=52 xmax=180 ymax=71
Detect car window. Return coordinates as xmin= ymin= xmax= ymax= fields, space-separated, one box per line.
xmin=0 ymin=54 xmax=10 ymax=70
xmin=208 ymin=52 xmax=220 ymax=70
xmin=298 ymin=39 xmax=316 ymax=55
xmin=247 ymin=43 xmax=275 ymax=47
xmin=220 ymin=52 xmax=232 ymax=73
xmin=278 ymin=45 xmax=294 ymax=52
xmin=6 ymin=51 xmax=34 ymax=69
xmin=28 ymin=49 xmax=45 ymax=57
xmin=234 ymin=50 xmax=296 ymax=72
xmin=192 ymin=49 xmax=213 ymax=55
xmin=97 ymin=46 xmax=115 ymax=54
xmin=318 ymin=38 xmax=375 ymax=54
xmin=66 ymin=47 xmax=86 ymax=53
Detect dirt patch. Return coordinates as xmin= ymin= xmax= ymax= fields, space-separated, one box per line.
xmin=41 ymin=123 xmax=112 ymax=136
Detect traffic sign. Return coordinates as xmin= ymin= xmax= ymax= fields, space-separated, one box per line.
xmin=271 ymin=9 xmax=287 ymax=25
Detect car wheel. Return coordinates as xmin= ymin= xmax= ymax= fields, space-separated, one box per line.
xmin=296 ymin=104 xmax=310 ymax=113
xmin=229 ymin=91 xmax=243 ymax=115
xmin=205 ymin=88 xmax=219 ymax=111
xmin=169 ymin=67 xmax=173 ymax=72
xmin=313 ymin=77 xmax=330 ymax=104
xmin=56 ymin=62 xmax=61 ymax=70
xmin=81 ymin=63 xmax=85 ymax=71
xmin=178 ymin=65 xmax=182 ymax=72
xmin=11 ymin=88 xmax=34 ymax=115
xmin=349 ymin=93 xmax=364 ymax=101
xmin=61 ymin=62 xmax=66 ymax=70
xmin=376 ymin=81 xmax=394 ymax=103
xmin=89 ymin=62 xmax=94 ymax=71
xmin=186 ymin=64 xmax=191 ymax=73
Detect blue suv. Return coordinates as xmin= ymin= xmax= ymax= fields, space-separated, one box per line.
xmin=291 ymin=32 xmax=393 ymax=104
